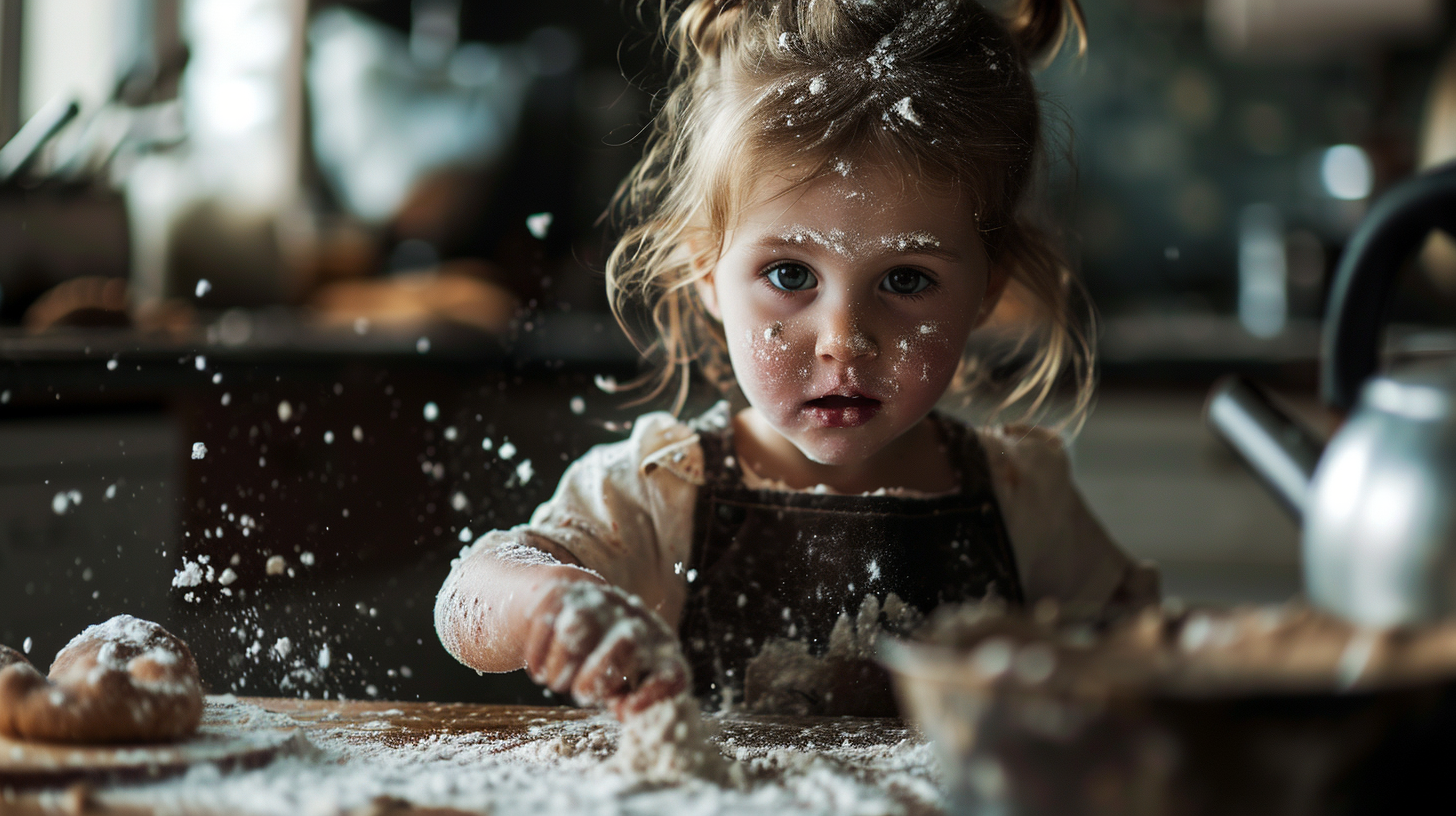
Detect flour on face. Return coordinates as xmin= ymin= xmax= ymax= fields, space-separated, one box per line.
xmin=776 ymin=226 xmax=946 ymax=260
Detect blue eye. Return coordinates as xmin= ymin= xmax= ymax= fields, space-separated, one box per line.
xmin=765 ymin=263 xmax=816 ymax=292
xmin=881 ymin=268 xmax=933 ymax=295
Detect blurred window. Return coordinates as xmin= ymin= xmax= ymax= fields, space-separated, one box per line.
xmin=20 ymin=0 xmax=121 ymax=120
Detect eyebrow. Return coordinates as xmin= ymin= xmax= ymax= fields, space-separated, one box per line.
xmin=753 ymin=232 xmax=962 ymax=261
xmin=879 ymin=232 xmax=958 ymax=260
xmin=752 ymin=230 xmax=849 ymax=258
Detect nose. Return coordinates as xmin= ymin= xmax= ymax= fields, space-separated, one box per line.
xmin=814 ymin=299 xmax=879 ymax=362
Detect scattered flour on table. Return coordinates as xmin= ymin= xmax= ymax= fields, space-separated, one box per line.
xmin=96 ymin=697 xmax=942 ymax=816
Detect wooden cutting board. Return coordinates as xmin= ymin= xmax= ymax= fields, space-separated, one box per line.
xmin=0 ymin=698 xmax=307 ymax=790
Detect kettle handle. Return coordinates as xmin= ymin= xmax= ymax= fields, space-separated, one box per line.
xmin=1323 ymin=160 xmax=1456 ymax=411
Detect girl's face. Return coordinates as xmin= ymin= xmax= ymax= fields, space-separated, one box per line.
xmin=699 ymin=163 xmax=1002 ymax=469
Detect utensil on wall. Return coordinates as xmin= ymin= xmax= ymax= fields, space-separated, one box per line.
xmin=1208 ymin=161 xmax=1456 ymax=627
xmin=0 ymin=97 xmax=78 ymax=186
xmin=0 ymin=96 xmax=132 ymax=325
xmin=306 ymin=6 xmax=531 ymax=226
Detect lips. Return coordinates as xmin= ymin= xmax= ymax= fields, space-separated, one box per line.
xmin=807 ymin=394 xmax=879 ymax=409
xmin=803 ymin=392 xmax=881 ymax=428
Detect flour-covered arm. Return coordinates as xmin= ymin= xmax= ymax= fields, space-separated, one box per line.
xmin=433 ymin=529 xmax=605 ymax=674
xmin=433 ymin=411 xmax=703 ymax=714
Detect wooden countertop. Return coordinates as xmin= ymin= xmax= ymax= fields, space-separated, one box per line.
xmin=0 ymin=697 xmax=933 ymax=816
xmin=253 ymin=697 xmax=913 ymax=749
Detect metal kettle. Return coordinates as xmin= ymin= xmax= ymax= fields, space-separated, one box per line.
xmin=1208 ymin=161 xmax=1456 ymax=627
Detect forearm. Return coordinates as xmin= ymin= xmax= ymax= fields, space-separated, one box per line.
xmin=434 ymin=531 xmax=605 ymax=673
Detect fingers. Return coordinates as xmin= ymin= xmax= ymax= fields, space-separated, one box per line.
xmin=527 ymin=583 xmax=614 ymax=693
xmin=524 ymin=580 xmax=692 ymax=714
xmin=613 ymin=661 xmax=690 ymax=720
xmin=572 ymin=625 xmax=640 ymax=705
xmin=541 ymin=604 xmax=607 ymax=693
xmin=523 ymin=586 xmax=566 ymax=683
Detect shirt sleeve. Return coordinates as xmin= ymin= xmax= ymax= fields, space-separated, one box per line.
xmin=979 ymin=425 xmax=1160 ymax=620
xmin=503 ymin=411 xmax=703 ymax=626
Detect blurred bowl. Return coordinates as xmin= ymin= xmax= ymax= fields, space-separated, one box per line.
xmin=882 ymin=604 xmax=1456 ymax=816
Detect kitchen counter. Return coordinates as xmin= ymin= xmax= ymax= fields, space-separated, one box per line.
xmin=1 ymin=696 xmax=941 ymax=816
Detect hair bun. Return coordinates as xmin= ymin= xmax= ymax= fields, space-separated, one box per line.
xmin=1006 ymin=0 xmax=1087 ymax=61
xmin=678 ymin=0 xmax=748 ymax=61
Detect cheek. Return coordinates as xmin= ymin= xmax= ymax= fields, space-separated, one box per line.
xmin=887 ymin=321 xmax=965 ymax=385
xmin=731 ymin=320 xmax=814 ymax=392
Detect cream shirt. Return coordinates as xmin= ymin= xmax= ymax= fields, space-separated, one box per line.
xmin=470 ymin=403 xmax=1157 ymax=628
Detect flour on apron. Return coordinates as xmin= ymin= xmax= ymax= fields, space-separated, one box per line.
xmin=678 ymin=414 xmax=1022 ymax=714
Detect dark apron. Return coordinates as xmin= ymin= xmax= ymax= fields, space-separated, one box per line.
xmin=678 ymin=413 xmax=1022 ymax=714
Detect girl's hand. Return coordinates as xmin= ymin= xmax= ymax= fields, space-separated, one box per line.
xmin=524 ymin=580 xmax=689 ymax=719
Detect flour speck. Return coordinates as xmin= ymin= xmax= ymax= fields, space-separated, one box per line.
xmin=526 ymin=212 xmax=554 ymax=239
xmin=892 ymin=96 xmax=921 ymax=125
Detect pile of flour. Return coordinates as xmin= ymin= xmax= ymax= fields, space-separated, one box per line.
xmin=611 ymin=693 xmax=742 ymax=786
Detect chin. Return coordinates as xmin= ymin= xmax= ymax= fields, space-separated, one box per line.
xmin=789 ymin=432 xmax=877 ymax=467
xmin=797 ymin=447 xmax=848 ymax=467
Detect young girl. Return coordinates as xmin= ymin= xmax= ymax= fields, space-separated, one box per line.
xmin=435 ymin=0 xmax=1157 ymax=718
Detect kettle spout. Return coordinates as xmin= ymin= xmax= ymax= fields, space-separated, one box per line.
xmin=1207 ymin=376 xmax=1326 ymax=520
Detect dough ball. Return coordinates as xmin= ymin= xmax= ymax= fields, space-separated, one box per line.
xmin=0 ymin=616 xmax=203 ymax=744
xmin=0 ymin=644 xmax=31 ymax=671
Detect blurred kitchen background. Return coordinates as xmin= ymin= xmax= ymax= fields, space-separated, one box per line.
xmin=0 ymin=0 xmax=1453 ymax=703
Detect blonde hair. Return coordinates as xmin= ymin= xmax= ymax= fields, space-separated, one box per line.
xmin=606 ymin=0 xmax=1093 ymax=427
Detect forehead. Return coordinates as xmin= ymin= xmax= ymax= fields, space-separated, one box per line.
xmin=734 ymin=163 xmax=975 ymax=241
